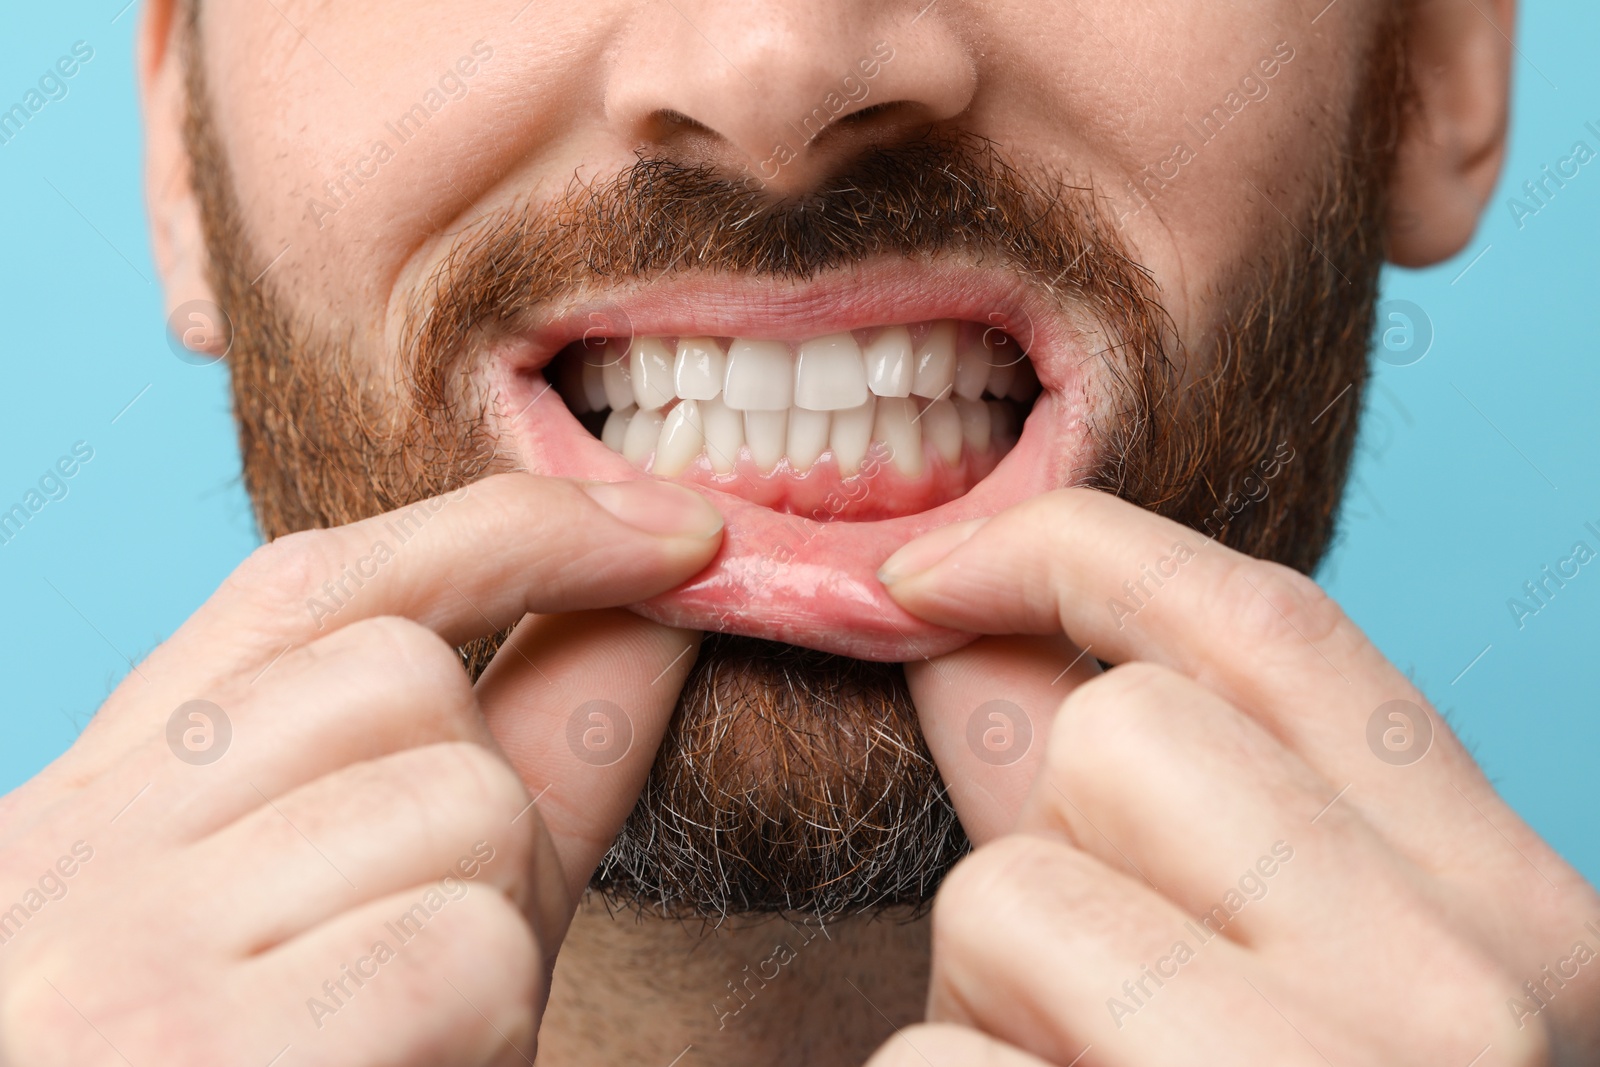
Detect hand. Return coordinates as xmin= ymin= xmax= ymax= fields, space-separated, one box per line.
xmin=0 ymin=474 xmax=722 ymax=1067
xmin=870 ymin=488 xmax=1600 ymax=1067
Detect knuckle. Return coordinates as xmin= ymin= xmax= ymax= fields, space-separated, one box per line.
xmin=863 ymin=1024 xmax=965 ymax=1067
xmin=1051 ymin=662 xmax=1180 ymax=778
xmin=333 ymin=616 xmax=476 ymax=709
xmin=933 ymin=835 xmax=1075 ymax=960
xmin=403 ymin=742 xmax=530 ymax=831
xmin=1215 ymin=558 xmax=1346 ymax=650
xmin=225 ymin=529 xmax=332 ymax=604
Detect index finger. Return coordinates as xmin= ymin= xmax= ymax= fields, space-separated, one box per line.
xmin=879 ymin=488 xmax=1480 ymax=796
xmin=119 ymin=475 xmax=721 ymax=719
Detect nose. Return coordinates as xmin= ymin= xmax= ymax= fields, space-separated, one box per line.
xmin=604 ymin=1 xmax=976 ymax=195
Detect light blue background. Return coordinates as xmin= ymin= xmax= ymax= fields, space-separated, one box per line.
xmin=1 ymin=4 xmax=1595 ymax=882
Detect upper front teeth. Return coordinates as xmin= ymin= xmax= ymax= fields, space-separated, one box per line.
xmin=562 ymin=319 xmax=1039 ymax=476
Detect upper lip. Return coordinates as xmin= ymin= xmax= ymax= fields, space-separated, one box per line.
xmin=484 ymin=256 xmax=1101 ymax=661
xmin=493 ymin=258 xmax=1071 ymax=387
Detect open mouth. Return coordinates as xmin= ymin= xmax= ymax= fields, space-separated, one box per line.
xmin=548 ymin=319 xmax=1040 ymax=521
xmin=490 ymin=265 xmax=1094 ymax=661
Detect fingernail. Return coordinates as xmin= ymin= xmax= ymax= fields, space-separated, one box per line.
xmin=583 ymin=480 xmax=724 ymax=539
xmin=878 ymin=517 xmax=988 ymax=585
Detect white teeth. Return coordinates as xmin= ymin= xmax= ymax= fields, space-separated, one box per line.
xmin=786 ymin=408 xmax=831 ymax=472
xmin=864 ymin=326 xmax=914 ymax=398
xmin=911 ymin=320 xmax=957 ymax=400
xmin=952 ymin=328 xmax=991 ymax=401
xmin=622 ymin=407 xmax=664 ymax=465
xmin=794 ymin=333 xmax=869 ymax=411
xmin=601 ymin=405 xmax=635 ymax=452
xmin=701 ymin=397 xmax=745 ymax=474
xmin=744 ymin=409 xmax=788 ymax=471
xmin=921 ymin=398 xmax=963 ymax=465
xmin=830 ymin=397 xmax=875 ymax=475
xmin=1006 ymin=357 xmax=1041 ymax=403
xmin=674 ymin=336 xmax=726 ymax=401
xmin=652 ymin=400 xmax=704 ymax=477
xmin=602 ymin=343 xmax=635 ymax=411
xmin=629 ymin=337 xmax=677 ymax=411
xmin=724 ymin=339 xmax=793 ymax=410
xmin=987 ymin=399 xmax=1017 ymax=440
xmin=581 ymin=349 xmax=610 ymax=412
xmin=570 ymin=321 xmax=1034 ymax=477
xmin=985 ymin=345 xmax=1017 ymax=398
xmin=874 ymin=397 xmax=923 ymax=478
xmin=954 ymin=397 xmax=991 ymax=453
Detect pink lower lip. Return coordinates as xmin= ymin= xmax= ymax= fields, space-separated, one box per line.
xmin=489 ymin=265 xmax=1097 ymax=661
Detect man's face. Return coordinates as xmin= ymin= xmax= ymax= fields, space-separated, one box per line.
xmin=147 ymin=0 xmax=1414 ymax=916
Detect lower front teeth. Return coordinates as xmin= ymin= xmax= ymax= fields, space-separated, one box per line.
xmin=557 ymin=320 xmax=1037 ymax=477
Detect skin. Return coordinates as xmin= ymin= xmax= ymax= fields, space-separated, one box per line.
xmin=3 ymin=0 xmax=1597 ymax=1065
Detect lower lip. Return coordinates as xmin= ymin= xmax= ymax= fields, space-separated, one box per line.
xmin=499 ymin=362 xmax=1087 ymax=661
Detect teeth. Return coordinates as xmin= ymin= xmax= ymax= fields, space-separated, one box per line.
xmin=794 ymin=333 xmax=869 ymax=411
xmin=629 ymin=338 xmax=677 ymax=411
xmin=602 ymin=342 xmax=635 ymax=411
xmin=622 ymin=407 xmax=664 ymax=465
xmin=701 ymin=397 xmax=745 ymax=474
xmin=864 ymin=326 xmax=914 ymax=398
xmin=724 ymin=340 xmax=793 ymax=410
xmin=911 ymin=320 xmax=957 ymax=400
xmin=985 ymin=340 xmax=1018 ymax=398
xmin=955 ymin=397 xmax=991 ymax=453
xmin=786 ymin=408 xmax=831 ymax=472
xmin=652 ymin=400 xmax=704 ymax=477
xmin=988 ymin=399 xmax=1018 ymax=440
xmin=674 ymin=336 xmax=726 ymax=401
xmin=601 ymin=405 xmax=635 ymax=452
xmin=873 ymin=397 xmax=923 ymax=478
xmin=921 ymin=398 xmax=963 ymax=465
xmin=744 ymin=409 xmax=788 ymax=471
xmin=581 ymin=348 xmax=610 ymax=412
xmin=952 ymin=327 xmax=991 ymax=401
xmin=830 ymin=398 xmax=876 ymax=475
xmin=562 ymin=320 xmax=1036 ymax=479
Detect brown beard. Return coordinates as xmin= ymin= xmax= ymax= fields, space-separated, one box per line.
xmin=179 ymin=3 xmax=1407 ymax=918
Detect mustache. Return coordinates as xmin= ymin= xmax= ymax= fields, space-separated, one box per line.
xmin=403 ymin=131 xmax=1173 ymax=422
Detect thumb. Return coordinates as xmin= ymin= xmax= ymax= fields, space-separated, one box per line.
xmin=906 ymin=635 xmax=1099 ymax=845
xmin=474 ymin=609 xmax=697 ymax=905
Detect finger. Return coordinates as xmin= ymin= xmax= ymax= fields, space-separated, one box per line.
xmin=863 ymin=1023 xmax=1056 ymax=1067
xmin=475 ymin=609 xmax=701 ymax=903
xmin=930 ymin=835 xmax=1311 ymax=1067
xmin=185 ymin=740 xmax=537 ymax=956
xmin=906 ymin=635 xmax=1099 ymax=845
xmin=135 ymin=616 xmax=494 ymax=843
xmin=241 ymin=884 xmax=540 ymax=1067
xmin=86 ymin=475 xmax=721 ymax=763
xmin=1013 ymin=662 xmax=1390 ymax=948
xmin=880 ymin=489 xmax=1481 ymax=805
